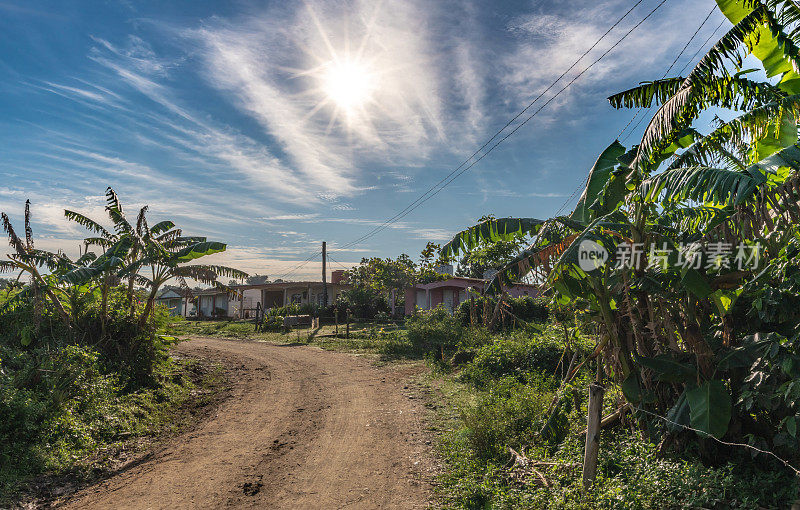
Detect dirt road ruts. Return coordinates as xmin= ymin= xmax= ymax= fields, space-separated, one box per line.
xmin=60 ymin=338 xmax=434 ymax=509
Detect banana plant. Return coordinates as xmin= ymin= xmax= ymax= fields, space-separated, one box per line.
xmin=64 ymin=188 xmax=247 ymax=327
xmin=1 ymin=201 xmax=71 ymax=328
xmin=441 ymin=0 xmax=800 ymax=441
xmin=65 ymin=187 xmax=177 ymax=319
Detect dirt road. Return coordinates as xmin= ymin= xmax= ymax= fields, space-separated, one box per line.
xmin=60 ymin=338 xmax=434 ymax=509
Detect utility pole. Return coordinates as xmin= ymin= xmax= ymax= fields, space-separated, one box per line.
xmin=322 ymin=241 xmax=328 ymax=307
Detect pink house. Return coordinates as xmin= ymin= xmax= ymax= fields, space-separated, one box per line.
xmin=404 ymin=277 xmax=539 ymax=315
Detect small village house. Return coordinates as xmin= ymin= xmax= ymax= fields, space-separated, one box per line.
xmin=404 ymin=276 xmax=538 ymax=315
xmin=155 ymin=289 xmax=194 ymax=317
xmin=194 ymin=271 xmax=351 ymax=319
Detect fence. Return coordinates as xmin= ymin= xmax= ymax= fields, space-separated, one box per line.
xmin=250 ymin=302 xmax=405 ymax=336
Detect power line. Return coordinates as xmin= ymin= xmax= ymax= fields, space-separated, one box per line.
xmin=333 ymin=0 xmax=647 ymax=253
xmin=620 ymin=16 xmax=727 ymax=143
xmin=507 ymin=2 xmax=716 ymax=249
xmin=333 ymin=0 xmax=670 ymax=253
xmin=274 ymin=250 xmax=322 ymax=281
xmin=326 ymin=253 xmax=348 ymax=270
xmin=678 ymin=18 xmax=727 ymax=76
xmin=618 ymin=4 xmax=718 ymax=141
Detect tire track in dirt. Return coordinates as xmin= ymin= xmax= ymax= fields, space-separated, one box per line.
xmin=59 ymin=338 xmax=434 ymax=509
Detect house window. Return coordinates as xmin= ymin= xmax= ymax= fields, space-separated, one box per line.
xmin=291 ymin=293 xmax=302 ymax=304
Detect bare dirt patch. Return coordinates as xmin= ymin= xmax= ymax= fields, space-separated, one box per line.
xmin=54 ymin=338 xmax=435 ymax=509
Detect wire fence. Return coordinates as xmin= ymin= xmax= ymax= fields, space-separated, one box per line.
xmin=629 ymin=404 xmax=800 ymax=478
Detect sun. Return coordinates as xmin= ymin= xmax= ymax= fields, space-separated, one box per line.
xmin=321 ymin=59 xmax=375 ymax=112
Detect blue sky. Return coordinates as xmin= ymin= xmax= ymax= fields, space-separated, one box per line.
xmin=0 ymin=0 xmax=729 ymax=280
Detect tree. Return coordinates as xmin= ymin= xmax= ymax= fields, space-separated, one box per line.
xmin=1 ymin=201 xmax=73 ymax=327
xmin=442 ymin=0 xmax=800 ymax=451
xmin=345 ymin=255 xmax=416 ymax=311
xmin=60 ymin=188 xmax=247 ymax=328
xmin=419 ymin=242 xmax=443 ymax=268
xmin=454 ymin=237 xmax=531 ymax=279
xmin=246 ymin=274 xmax=269 ymax=285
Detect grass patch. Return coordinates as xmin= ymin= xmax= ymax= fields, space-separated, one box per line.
xmin=418 ymin=327 xmax=799 ymax=509
xmin=165 ymin=319 xmax=424 ymax=360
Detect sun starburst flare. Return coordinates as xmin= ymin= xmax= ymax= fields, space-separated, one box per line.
xmin=322 ymin=59 xmax=376 ymax=113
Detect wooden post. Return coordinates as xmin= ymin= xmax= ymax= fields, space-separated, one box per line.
xmin=322 ymin=241 xmax=328 ymax=308
xmin=346 ymin=308 xmax=350 ymax=339
xmin=335 ymin=308 xmax=339 ymax=337
xmin=582 ymin=382 xmax=605 ymax=491
xmin=469 ymin=295 xmax=476 ymax=327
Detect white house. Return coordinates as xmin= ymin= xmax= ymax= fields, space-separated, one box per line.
xmin=194 ymin=280 xmax=352 ymax=319
xmin=155 ymin=289 xmax=194 ymax=317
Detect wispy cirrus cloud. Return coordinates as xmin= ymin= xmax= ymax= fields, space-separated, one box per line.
xmin=182 ymin=0 xmax=509 ymax=193
xmin=1 ymin=0 xmax=727 ymax=282
xmin=501 ymin=0 xmax=726 ymax=116
xmin=82 ymin=35 xmax=324 ymax=202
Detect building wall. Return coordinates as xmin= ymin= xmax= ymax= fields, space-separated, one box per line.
xmin=507 ymin=286 xmax=537 ymax=299
xmin=197 ymin=283 xmax=353 ymax=318
xmin=198 ymin=295 xmax=214 ymax=317
xmin=404 ymin=288 xmax=416 ymax=316
xmin=430 ymin=288 xmax=443 ymax=309
xmin=156 ymin=298 xmax=182 ymax=316
xmin=405 ymin=279 xmax=539 ymax=315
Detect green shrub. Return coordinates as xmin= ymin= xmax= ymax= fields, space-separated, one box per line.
xmin=267 ymin=303 xmax=315 ymax=317
xmin=261 ymin=315 xmax=285 ymax=331
xmin=462 ymin=375 xmax=555 ymax=460
xmin=440 ymin=425 xmax=800 ymax=509
xmin=522 ymin=433 xmax=800 ymax=509
xmin=0 ymin=340 xmax=200 ymax=501
xmin=457 ymin=295 xmax=549 ymax=328
xmin=331 ymin=287 xmax=390 ymax=319
xmin=406 ymin=305 xmax=464 ymax=356
xmin=0 ymin=288 xmax=174 ymax=387
xmin=461 ymin=330 xmax=570 ymax=387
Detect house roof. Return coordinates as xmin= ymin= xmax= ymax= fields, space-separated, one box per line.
xmin=156 ymin=289 xmax=184 ymax=300
xmin=194 ymin=281 xmax=351 ymax=296
xmin=411 ymin=276 xmax=539 ymax=291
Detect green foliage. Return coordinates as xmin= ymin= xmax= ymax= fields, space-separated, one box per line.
xmin=461 ymin=375 xmax=556 ymax=461
xmin=461 ymin=329 xmax=574 ymax=388
xmin=261 ymin=315 xmax=285 ymax=332
xmin=406 ymin=305 xmax=464 ymax=355
xmin=266 ymin=302 xmax=315 ymax=317
xmin=0 ymin=189 xmax=243 ymax=501
xmin=686 ymin=380 xmax=732 ymax=439
xmin=0 ymin=286 xmax=173 ymax=386
xmin=457 ymin=295 xmax=550 ymax=327
xmin=449 ymin=217 xmax=533 ymax=279
xmin=570 ymin=141 xmax=627 ymax=224
xmin=440 ymin=0 xmax=800 ymax=466
xmin=437 ymin=368 xmax=798 ymax=509
xmin=0 ymin=340 xmax=205 ymax=501
xmin=333 ymin=287 xmax=391 ymax=319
